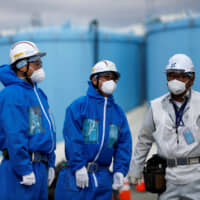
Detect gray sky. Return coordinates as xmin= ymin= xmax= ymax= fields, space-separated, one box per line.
xmin=0 ymin=0 xmax=200 ymax=29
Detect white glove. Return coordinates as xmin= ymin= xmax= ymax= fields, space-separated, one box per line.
xmin=112 ymin=172 xmax=124 ymax=190
xmin=48 ymin=167 xmax=55 ymax=186
xmin=20 ymin=172 xmax=36 ymax=186
xmin=131 ymin=177 xmax=142 ymax=185
xmin=75 ymin=166 xmax=89 ymax=189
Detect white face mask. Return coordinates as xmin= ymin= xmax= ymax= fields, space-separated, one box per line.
xmin=100 ymin=80 xmax=116 ymax=95
xmin=167 ymin=79 xmax=186 ymax=95
xmin=30 ymin=68 xmax=45 ymax=83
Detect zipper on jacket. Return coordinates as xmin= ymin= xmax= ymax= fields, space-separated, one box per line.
xmin=92 ymin=173 xmax=98 ymax=187
xmin=94 ymin=97 xmax=107 ymax=161
xmin=33 ymin=86 xmax=54 ymax=153
xmin=92 ymin=97 xmax=108 ymax=187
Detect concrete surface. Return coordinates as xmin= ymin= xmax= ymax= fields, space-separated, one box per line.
xmin=131 ymin=185 xmax=157 ymax=200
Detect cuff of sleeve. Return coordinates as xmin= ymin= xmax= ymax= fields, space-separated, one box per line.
xmin=113 ymin=168 xmax=126 ymax=177
xmin=48 ymin=163 xmax=55 ymax=168
xmin=15 ymin=164 xmax=33 ymax=176
xmin=71 ymin=161 xmax=87 ymax=174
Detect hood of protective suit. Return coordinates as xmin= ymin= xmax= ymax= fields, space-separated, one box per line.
xmin=87 ymin=81 xmax=115 ymax=104
xmin=0 ymin=64 xmax=32 ymax=88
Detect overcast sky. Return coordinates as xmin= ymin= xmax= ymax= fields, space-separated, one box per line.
xmin=0 ymin=0 xmax=200 ymax=29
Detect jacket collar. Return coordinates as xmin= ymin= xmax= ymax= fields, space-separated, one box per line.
xmin=161 ymin=89 xmax=192 ymax=121
xmin=87 ymin=81 xmax=115 ymax=104
xmin=0 ymin=64 xmax=34 ymax=89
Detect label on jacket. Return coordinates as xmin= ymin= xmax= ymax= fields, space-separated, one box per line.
xmin=28 ymin=106 xmax=45 ymax=135
xmin=107 ymin=124 xmax=119 ymax=148
xmin=82 ymin=119 xmax=99 ymax=144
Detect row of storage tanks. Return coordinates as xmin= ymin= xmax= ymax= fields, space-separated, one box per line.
xmin=0 ymin=15 xmax=200 ymax=141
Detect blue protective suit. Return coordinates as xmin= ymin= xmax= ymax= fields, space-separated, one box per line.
xmin=0 ymin=65 xmax=56 ymax=200
xmin=55 ymin=81 xmax=132 ymax=200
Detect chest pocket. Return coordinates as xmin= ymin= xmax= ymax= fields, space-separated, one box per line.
xmin=28 ymin=106 xmax=46 ymax=135
xmin=107 ymin=124 xmax=119 ymax=148
xmin=82 ymin=119 xmax=99 ymax=144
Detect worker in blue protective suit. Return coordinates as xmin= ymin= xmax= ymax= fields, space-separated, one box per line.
xmin=0 ymin=41 xmax=56 ymax=200
xmin=55 ymin=60 xmax=132 ymax=200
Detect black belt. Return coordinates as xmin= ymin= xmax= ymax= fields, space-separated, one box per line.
xmin=87 ymin=162 xmax=109 ymax=173
xmin=62 ymin=161 xmax=109 ymax=173
xmin=3 ymin=149 xmax=48 ymax=163
xmin=30 ymin=152 xmax=48 ymax=163
xmin=167 ymin=156 xmax=200 ymax=167
xmin=3 ymin=149 xmax=9 ymax=160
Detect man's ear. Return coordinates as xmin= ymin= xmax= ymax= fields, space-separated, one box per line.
xmin=91 ymin=77 xmax=97 ymax=86
xmin=189 ymin=73 xmax=195 ymax=87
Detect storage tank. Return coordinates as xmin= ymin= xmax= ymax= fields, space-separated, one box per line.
xmin=0 ymin=24 xmax=145 ymax=141
xmin=146 ymin=15 xmax=200 ymax=101
xmin=98 ymin=29 xmax=145 ymax=111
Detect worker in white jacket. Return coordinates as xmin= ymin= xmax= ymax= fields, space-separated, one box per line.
xmin=131 ymin=54 xmax=200 ymax=200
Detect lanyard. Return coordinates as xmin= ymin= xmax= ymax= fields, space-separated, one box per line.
xmin=172 ymin=98 xmax=188 ymax=131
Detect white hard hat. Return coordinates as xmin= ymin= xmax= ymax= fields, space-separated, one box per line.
xmin=10 ymin=41 xmax=46 ymax=65
xmin=90 ymin=60 xmax=120 ymax=79
xmin=165 ymin=54 xmax=194 ymax=73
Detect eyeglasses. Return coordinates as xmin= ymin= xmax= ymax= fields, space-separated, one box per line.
xmin=167 ymin=73 xmax=188 ymax=79
xmin=99 ymin=74 xmax=118 ymax=81
xmin=30 ymin=60 xmax=42 ymax=67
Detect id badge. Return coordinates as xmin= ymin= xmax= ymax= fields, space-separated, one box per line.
xmin=183 ymin=130 xmax=194 ymax=144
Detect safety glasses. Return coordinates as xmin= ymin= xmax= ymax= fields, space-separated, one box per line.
xmin=30 ymin=60 xmax=42 ymax=66
xmin=167 ymin=72 xmax=193 ymax=80
xmin=15 ymin=55 xmax=43 ymax=69
xmin=98 ymin=72 xmax=119 ymax=81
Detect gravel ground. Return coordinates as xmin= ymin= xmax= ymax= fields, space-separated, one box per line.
xmin=131 ymin=185 xmax=157 ymax=200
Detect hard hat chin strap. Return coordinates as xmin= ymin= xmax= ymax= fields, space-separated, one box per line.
xmin=24 ymin=62 xmax=33 ymax=84
xmin=92 ymin=75 xmax=105 ymax=96
xmin=92 ymin=74 xmax=100 ymax=89
xmin=17 ymin=62 xmax=33 ymax=84
xmin=96 ymin=77 xmax=100 ymax=90
xmin=95 ymin=78 xmax=106 ymax=96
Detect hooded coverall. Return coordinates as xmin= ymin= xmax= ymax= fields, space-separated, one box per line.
xmin=55 ymin=81 xmax=132 ymax=200
xmin=0 ymin=65 xmax=56 ymax=200
xmin=131 ymin=90 xmax=200 ymax=200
